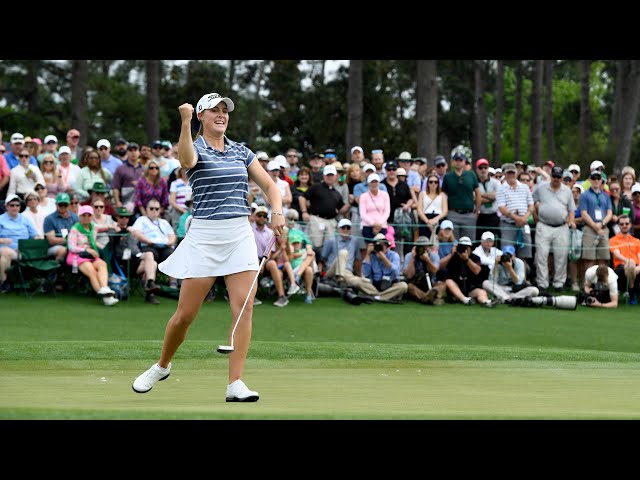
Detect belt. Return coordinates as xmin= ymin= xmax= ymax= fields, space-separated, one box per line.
xmin=312 ymin=214 xmax=336 ymax=220
xmin=543 ymin=221 xmax=566 ymax=228
xmin=452 ymin=209 xmax=473 ymax=214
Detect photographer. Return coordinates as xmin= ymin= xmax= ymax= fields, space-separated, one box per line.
xmin=443 ymin=236 xmax=496 ymax=307
xmin=582 ymin=264 xmax=619 ymax=308
xmin=403 ymin=236 xmax=441 ymax=304
xmin=359 ymin=233 xmax=408 ymax=302
xmin=482 ymin=245 xmax=539 ymax=304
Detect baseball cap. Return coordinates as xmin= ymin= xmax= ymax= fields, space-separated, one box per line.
xmin=572 ymin=183 xmax=584 ymax=193
xmin=544 ymin=160 xmax=555 ymax=168
xmin=34 ymin=182 xmax=46 ymax=190
xmin=385 ymin=160 xmax=399 ymax=170
xmin=373 ymin=233 xmax=389 ymax=243
xmin=414 ymin=157 xmax=427 ymax=164
xmin=115 ymin=138 xmax=128 ymax=146
xmin=396 ymin=167 xmax=407 ymax=176
xmin=488 ymin=167 xmax=496 ymax=175
xmin=255 ymin=206 xmax=269 ymax=215
xmin=568 ymin=164 xmax=581 ymax=173
xmin=363 ymin=163 xmax=376 ymax=173
xmin=416 ymin=236 xmax=431 ymax=246
xmin=434 ymin=156 xmax=447 ymax=166
xmin=127 ymin=142 xmax=140 ymax=151
xmin=323 ymin=165 xmax=337 ymax=176
xmin=476 ymin=158 xmax=489 ymax=167
xmin=590 ymin=160 xmax=605 ymax=171
xmin=79 ymin=205 xmax=93 ymax=216
xmin=338 ymin=218 xmax=352 ymax=228
xmin=324 ymin=148 xmax=336 ymax=157
xmin=5 ymin=194 xmax=22 ymax=205
xmin=332 ymin=161 xmax=345 ymax=172
xmin=31 ymin=138 xmax=42 ymax=146
xmin=451 ymin=151 xmax=467 ymax=161
xmin=350 ymin=146 xmax=363 ymax=155
xmin=89 ymin=182 xmax=108 ymax=193
xmin=310 ymin=152 xmax=324 ymax=160
xmin=288 ymin=229 xmax=305 ymax=244
xmin=481 ymin=231 xmax=495 ymax=241
xmin=196 ymin=92 xmax=234 ymax=114
xmin=274 ymin=155 xmax=288 ymax=169
xmin=494 ymin=168 xmax=503 ymax=174
xmin=151 ymin=140 xmax=163 ymax=148
xmin=97 ymin=139 xmax=111 ymax=149
xmin=502 ymin=163 xmax=517 ymax=173
xmin=514 ymin=160 xmax=524 ymax=166
xmin=590 ymin=169 xmax=603 ymax=179
xmin=367 ymin=173 xmax=381 ymax=183
xmin=440 ymin=219 xmax=454 ymax=230
xmin=551 ymin=166 xmax=564 ymax=178
xmin=114 ymin=206 xmax=133 ymax=217
xmin=397 ymin=151 xmax=412 ymax=161
xmin=56 ymin=192 xmax=71 ymax=204
xmin=256 ymin=151 xmax=269 ymax=161
xmin=10 ymin=133 xmax=24 ymax=144
xmin=527 ymin=164 xmax=537 ymax=172
xmin=502 ymin=245 xmax=516 ymax=256
xmin=631 ymin=183 xmax=640 ymax=195
xmin=562 ymin=170 xmax=573 ymax=180
xmin=43 ymin=135 xmax=58 ymax=144
xmin=161 ymin=141 xmax=172 ymax=149
xmin=267 ymin=160 xmax=281 ymax=171
xmin=458 ymin=236 xmax=473 ymax=246
xmin=58 ymin=146 xmax=71 ymax=155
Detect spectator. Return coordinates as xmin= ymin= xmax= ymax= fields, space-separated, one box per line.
xmin=22 ymin=190 xmax=47 ymax=235
xmin=359 ymin=173 xmax=391 ymax=243
xmin=96 ymin=139 xmax=123 ymax=178
xmin=7 ymin=146 xmax=45 ymax=202
xmin=382 ymin=161 xmax=415 ymax=249
xmin=496 ymin=163 xmax=534 ymax=260
xmin=403 ymin=235 xmax=441 ymax=304
xmin=38 ymin=135 xmax=59 ymax=164
xmin=134 ymin=160 xmax=169 ymax=217
xmin=56 ymin=146 xmax=81 ymax=194
xmin=332 ymin=162 xmax=350 ymax=212
xmin=417 ymin=173 xmax=448 ymax=242
xmin=472 ymin=231 xmax=502 ymax=281
xmin=35 ymin=183 xmax=57 ymax=216
xmin=620 ymin=171 xmax=636 ymax=202
xmin=150 ymin=139 xmax=180 ymax=179
xmin=247 ymin=152 xmax=270 ymax=207
xmin=111 ymin=142 xmax=144 ymax=212
xmin=66 ymin=205 xmax=118 ymax=306
xmin=285 ymin=148 xmax=300 ymax=180
xmin=632 ymin=184 xmax=640 ymax=240
xmin=290 ymin=165 xmax=313 ymax=217
xmin=560 ymin=169 xmax=574 ymax=190
xmin=609 ymin=214 xmax=640 ymax=304
xmin=43 ymin=192 xmax=79 ymax=263
xmin=111 ymin=206 xmax=161 ymax=305
xmin=264 ymin=160 xmax=292 ymax=217
xmin=481 ymin=245 xmax=539 ymax=304
xmin=0 ymin=148 xmax=9 ymax=211
xmin=321 ymin=218 xmax=361 ymax=285
xmin=359 ymin=232 xmax=408 ymax=302
xmin=350 ymin=146 xmax=365 ymax=166
xmin=0 ymin=194 xmax=41 ymax=293
xmin=65 ymin=129 xmax=82 ymax=164
xmin=139 ymin=143 xmax=152 ymax=167
xmin=475 ymin=158 xmax=501 ymax=242
xmin=113 ymin=139 xmax=129 ymax=163
xmin=168 ymin=167 xmax=192 ymax=229
xmin=40 ymin=154 xmax=66 ymax=198
xmin=251 ymin=205 xmax=275 ymax=306
xmin=413 ymin=157 xmax=429 ymax=190
xmin=92 ymin=196 xmax=119 ymax=254
xmin=370 ymin=149 xmax=386 ymax=180
xmin=442 ymin=236 xmax=495 ymax=307
xmin=176 ymin=192 xmax=193 ymax=241
xmin=580 ymin=160 xmax=609 ymax=193
xmin=274 ymin=154 xmax=295 ymax=188
xmin=432 ymin=156 xmax=448 ymax=188
xmin=269 ymin=229 xmax=299 ymax=299
xmin=75 ymin=148 xmax=112 ymax=201
xmin=441 ymin=151 xmax=481 ymax=242
xmin=581 ymin=264 xmax=618 ymax=309
xmin=396 ymin=152 xmax=422 ymax=194
xmin=608 ymin=180 xmax=634 ymax=238
xmin=80 ymin=182 xmax=116 ymax=216
xmin=532 ymin=165 xmax=576 ymax=292
xmin=69 ymin=193 xmax=81 ymax=216
xmin=308 ymin=152 xmax=325 ymax=184
xmin=5 ymin=133 xmax=39 ymax=170
xmin=285 ymin=209 xmax=317 ymax=278
xmin=579 ymin=168 xmax=612 ymax=271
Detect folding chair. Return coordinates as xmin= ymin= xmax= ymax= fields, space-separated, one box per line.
xmin=16 ymin=238 xmax=62 ymax=298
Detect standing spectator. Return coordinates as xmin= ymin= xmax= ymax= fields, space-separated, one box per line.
xmin=56 ymin=146 xmax=81 ymax=194
xmin=139 ymin=143 xmax=152 ymax=167
xmin=359 ymin=233 xmax=408 ymax=302
xmin=285 ymin=148 xmax=300 ymax=180
xmin=151 ymin=139 xmax=180 ymax=179
xmin=580 ymin=160 xmax=609 ymax=193
xmin=75 ymin=149 xmax=112 ymax=201
xmin=0 ymin=147 xmax=9 ymax=211
xmin=359 ymin=173 xmax=391 ymax=243
xmin=332 ymin=162 xmax=350 ymax=212
xmin=609 ymin=214 xmax=640 ymax=304
xmin=414 ymin=157 xmax=429 ymax=190
xmin=134 ymin=160 xmax=169 ymax=218
xmin=274 ymin=155 xmax=294 ymax=188
xmin=38 ymin=135 xmax=59 ymax=164
xmin=345 ymin=163 xmax=363 ymax=220
xmin=308 ymin=152 xmax=325 ymax=184
xmin=40 ymin=154 xmax=66 ymax=198
xmin=433 ymin=155 xmax=448 ymax=188
xmin=0 ymin=195 xmax=41 ymax=292
xmin=353 ymin=163 xmax=388 ymax=202
xmin=567 ymin=163 xmax=581 ymax=187
xmin=22 ymin=190 xmax=47 ymax=235
xmin=96 ymin=139 xmax=123 ymax=178
xmin=7 ymin=146 xmax=45 ymax=201
xmin=382 ymin=160 xmax=414 ymax=249
xmin=350 ymin=146 xmax=365 ymax=166
xmin=65 ymin=129 xmax=82 ymax=164
xmin=441 ymin=151 xmax=481 ymax=242
xmin=113 ymin=139 xmax=129 ymax=163
xmin=264 ymin=160 xmax=292 ymax=217
xmin=43 ymin=192 xmax=79 ymax=263
xmin=608 ymin=180 xmax=634 ymax=238
xmin=111 ymin=142 xmax=144 ymax=212
xmin=496 ymin=163 xmax=534 ymax=260
xmin=416 ymin=173 xmax=448 ymax=242
xmin=632 ymin=184 xmax=640 ymax=240
xmin=370 ymin=149 xmax=386 ymax=180
xmin=532 ymin=166 xmax=576 ymax=292
xmin=620 ymin=171 xmax=636 ymax=202
xmin=403 ymin=235 xmax=441 ymax=304
xmin=475 ymin=158 xmax=501 ymax=241
xmin=168 ymin=167 xmax=192 ymax=229
xmin=396 ymin=152 xmax=421 ymax=195
xmin=290 ymin=165 xmax=313 ymax=217
xmin=5 ymin=133 xmax=39 ymax=169
xmin=561 ymin=169 xmax=574 ymax=190
xmin=579 ymin=168 xmax=612 ymax=271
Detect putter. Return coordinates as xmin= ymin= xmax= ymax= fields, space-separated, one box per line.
xmin=217 ymin=234 xmax=277 ymax=354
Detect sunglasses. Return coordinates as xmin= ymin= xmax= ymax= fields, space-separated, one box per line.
xmin=590 ymin=176 xmax=602 ymax=180
xmin=7 ymin=203 xmax=21 ymax=208
xmin=148 ymin=166 xmax=159 ymax=170
xmin=35 ymin=186 xmax=45 ymax=190
xmin=562 ymin=178 xmax=572 ymax=182
xmin=428 ymin=180 xmax=439 ymax=184
xmin=255 ymin=214 xmax=268 ymax=218
xmin=371 ymin=149 xmax=383 ymax=154
xmin=551 ymin=175 xmax=562 ymax=179
xmin=43 ymin=161 xmax=54 ymax=164
xmin=619 ymin=222 xmax=630 ymax=226
xmin=58 ymin=203 xmax=69 ymax=207
xmin=571 ymin=170 xmax=579 ymax=174
xmin=19 ymin=154 xmax=30 ymax=158
xmin=453 ymin=158 xmax=464 ymax=161
xmin=436 ymin=163 xmax=446 ymax=167
xmin=46 ymin=141 xmax=56 ymax=145
xmin=386 ymin=167 xmax=397 ymax=171
xmin=93 ymin=205 xmax=105 ymax=208
xmin=339 ymin=225 xmax=351 ymax=229
xmin=98 ymin=146 xmax=109 ymax=150
xmin=148 ymin=207 xmax=160 ymax=211
xmin=70 ymin=201 xmax=79 ymax=205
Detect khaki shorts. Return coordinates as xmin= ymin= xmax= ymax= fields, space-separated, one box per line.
xmin=581 ymin=225 xmax=610 ymax=260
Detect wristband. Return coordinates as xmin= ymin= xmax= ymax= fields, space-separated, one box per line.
xmin=272 ymin=212 xmax=283 ymax=216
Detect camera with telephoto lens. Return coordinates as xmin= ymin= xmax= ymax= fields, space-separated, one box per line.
xmin=416 ymin=246 xmax=426 ymax=257
xmin=456 ymin=245 xmax=470 ymax=256
xmin=500 ymin=252 xmax=512 ymax=264
xmin=585 ymin=296 xmax=597 ymax=306
xmin=374 ymin=243 xmax=384 ymax=253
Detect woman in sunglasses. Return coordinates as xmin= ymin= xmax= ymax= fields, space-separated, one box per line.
xmin=134 ymin=160 xmax=169 ymax=217
xmin=7 ymin=147 xmax=45 ymax=203
xmin=40 ymin=153 xmax=65 ymax=199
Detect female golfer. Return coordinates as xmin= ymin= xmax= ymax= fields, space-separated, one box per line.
xmin=132 ymin=92 xmax=285 ymax=402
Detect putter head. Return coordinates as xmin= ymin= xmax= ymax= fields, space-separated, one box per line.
xmin=217 ymin=345 xmax=234 ymax=354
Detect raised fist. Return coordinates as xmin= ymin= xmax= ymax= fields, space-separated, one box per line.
xmin=178 ymin=103 xmax=194 ymax=122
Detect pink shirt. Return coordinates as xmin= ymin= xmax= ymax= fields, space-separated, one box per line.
xmin=359 ymin=190 xmax=391 ymax=227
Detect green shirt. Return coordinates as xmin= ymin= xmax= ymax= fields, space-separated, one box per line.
xmin=441 ymin=170 xmax=479 ymax=210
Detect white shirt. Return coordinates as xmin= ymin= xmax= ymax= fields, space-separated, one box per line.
xmin=8 ymin=164 xmax=45 ymax=196
xmin=472 ymin=245 xmax=503 ymax=278
xmin=584 ymin=265 xmax=618 ymax=295
xmin=131 ymin=216 xmax=174 ymax=246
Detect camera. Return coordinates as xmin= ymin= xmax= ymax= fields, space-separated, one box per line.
xmin=374 ymin=243 xmax=384 ymax=253
xmin=585 ymin=296 xmax=597 ymax=306
xmin=456 ymin=245 xmax=470 ymax=256
xmin=416 ymin=246 xmax=426 ymax=257
xmin=500 ymin=252 xmax=512 ymax=264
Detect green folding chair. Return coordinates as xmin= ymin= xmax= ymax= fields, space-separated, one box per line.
xmin=16 ymin=238 xmax=62 ymax=298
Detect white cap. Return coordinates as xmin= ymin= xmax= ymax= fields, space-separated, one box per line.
xmin=396 ymin=167 xmax=407 ymax=176
xmin=494 ymin=167 xmax=502 ymax=173
xmin=363 ymin=163 xmax=376 ymax=172
xmin=590 ymin=160 xmax=604 ymax=171
xmin=43 ymin=135 xmax=58 ymax=144
xmin=632 ymin=183 xmax=640 ymax=194
xmin=10 ymin=133 xmax=24 ymax=144
xmin=256 ymin=151 xmax=269 ymax=161
xmin=572 ymin=183 xmax=584 ymax=193
xmin=275 ymin=154 xmax=288 ymax=169
xmin=5 ymin=194 xmax=22 ymax=204
xmin=440 ymin=219 xmax=454 ymax=230
xmin=267 ymin=160 xmax=281 ymax=171
xmin=350 ymin=146 xmax=363 ymax=154
xmin=397 ymin=151 xmax=412 ymax=161
xmin=481 ymin=231 xmax=495 ymax=241
xmin=373 ymin=233 xmax=389 ymax=243
xmin=323 ymin=165 xmax=337 ymax=176
xmin=367 ymin=173 xmax=381 ymax=183
xmin=488 ymin=167 xmax=496 ymax=175
xmin=58 ymin=146 xmax=71 ymax=155
xmin=338 ymin=218 xmax=352 ymax=228
xmin=97 ymin=139 xmax=111 ymax=149
xmin=458 ymin=236 xmax=473 ymax=246
xmin=562 ymin=170 xmax=573 ymax=179
xmin=255 ymin=205 xmax=269 ymax=215
xmin=251 ymin=202 xmax=258 ymax=210
xmin=196 ymin=92 xmax=234 ymax=114
xmin=568 ymin=164 xmax=580 ymax=173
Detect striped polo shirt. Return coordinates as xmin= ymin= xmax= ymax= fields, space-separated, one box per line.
xmin=495 ymin=180 xmax=533 ymax=221
xmin=188 ymin=136 xmax=255 ymax=220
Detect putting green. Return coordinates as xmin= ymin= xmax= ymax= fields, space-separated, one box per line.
xmin=2 ymin=359 xmax=640 ymax=419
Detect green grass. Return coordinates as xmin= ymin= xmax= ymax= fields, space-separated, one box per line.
xmin=2 ymin=292 xmax=640 ymax=419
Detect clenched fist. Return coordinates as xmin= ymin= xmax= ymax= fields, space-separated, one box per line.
xmin=179 ymin=103 xmax=194 ymax=122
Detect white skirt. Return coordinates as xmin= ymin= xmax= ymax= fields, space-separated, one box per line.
xmin=159 ymin=216 xmax=259 ymax=279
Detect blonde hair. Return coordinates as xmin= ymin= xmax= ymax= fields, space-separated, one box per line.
xmin=144 ymin=160 xmax=162 ymax=186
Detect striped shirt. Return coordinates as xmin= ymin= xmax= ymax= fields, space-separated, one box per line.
xmin=495 ymin=181 xmax=533 ymax=221
xmin=188 ymin=136 xmax=254 ymax=220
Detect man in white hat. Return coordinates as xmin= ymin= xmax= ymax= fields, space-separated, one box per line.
xmin=265 ymin=160 xmax=292 ymax=217
xmin=321 ymin=217 xmax=361 ymax=282
xmin=396 ymin=151 xmax=421 ymax=194
xmin=38 ymin=135 xmax=60 ymax=164
xmin=350 ymin=146 xmax=365 ymax=165
xmin=96 ymin=139 xmax=123 ymax=177
xmin=357 ymin=232 xmax=408 ymax=302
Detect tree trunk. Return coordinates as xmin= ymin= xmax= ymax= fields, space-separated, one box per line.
xmin=609 ymin=61 xmax=625 ymax=149
xmin=248 ymin=60 xmax=266 ymax=147
xmin=25 ymin=61 xmax=40 ymax=115
xmin=471 ymin=60 xmax=488 ymax=160
xmin=579 ymin=60 xmax=591 ymax=142
xmin=416 ymin=60 xmax=438 ymax=161
xmin=514 ymin=63 xmax=523 ymax=164
xmin=145 ymin=60 xmax=161 ymax=144
xmin=612 ymin=60 xmax=640 ymax=174
xmin=544 ymin=60 xmax=554 ymax=160
xmin=346 ymin=60 xmax=363 ymax=155
xmin=71 ymin=60 xmax=88 ymax=149
xmin=529 ymin=60 xmax=544 ymax=166
xmin=493 ymin=60 xmax=504 ymax=164
xmin=228 ymin=60 xmax=236 ymax=93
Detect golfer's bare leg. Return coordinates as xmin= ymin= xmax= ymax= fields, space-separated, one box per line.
xmin=158 ymin=276 xmax=215 ymax=368
xmin=224 ymin=270 xmax=257 ymax=383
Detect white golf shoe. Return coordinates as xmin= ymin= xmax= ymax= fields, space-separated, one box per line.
xmin=226 ymin=379 xmax=259 ymax=402
xmin=132 ymin=362 xmax=171 ymax=393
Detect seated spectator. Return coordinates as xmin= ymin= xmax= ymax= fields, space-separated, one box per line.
xmin=69 ymin=193 xmax=81 ymax=216
xmin=168 ymin=167 xmax=192 ymax=229
xmin=111 ymin=206 xmax=161 ymax=304
xmin=288 ymin=228 xmax=316 ymax=304
xmin=403 ymin=235 xmax=441 ymax=304
xmin=74 ymin=149 xmax=113 ymax=202
xmin=81 ymin=182 xmax=116 ymax=216
xmin=267 ymin=228 xmax=299 ymax=306
xmin=176 ymin=192 xmax=193 ymax=241
xmin=442 ymin=236 xmax=495 ymax=307
xmin=321 ymin=218 xmax=361 ymax=285
xmin=43 ymin=192 xmax=79 ymax=263
xmin=129 ymin=198 xmax=177 ymax=288
xmin=66 ymin=205 xmax=118 ymax=306
xmin=581 ymin=264 xmax=619 ymax=308
xmin=251 ymin=205 xmax=275 ymax=306
xmin=285 ymin=210 xmax=317 ymax=279
xmin=92 ymin=196 xmax=119 ymax=256
xmin=56 ymin=146 xmax=82 ymax=195
xmin=609 ymin=214 xmax=640 ymax=304
xmin=35 ymin=182 xmax=56 ymax=216
xmin=40 ymin=153 xmax=66 ymax=198
xmin=358 ymin=233 xmax=408 ymax=302
xmin=22 ymin=190 xmax=47 ymax=235
xmin=481 ymin=245 xmax=539 ymax=304
xmin=134 ymin=160 xmax=169 ymax=218
xmin=0 ymin=194 xmax=41 ymax=293
xmin=8 ymin=147 xmax=45 ymax=202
